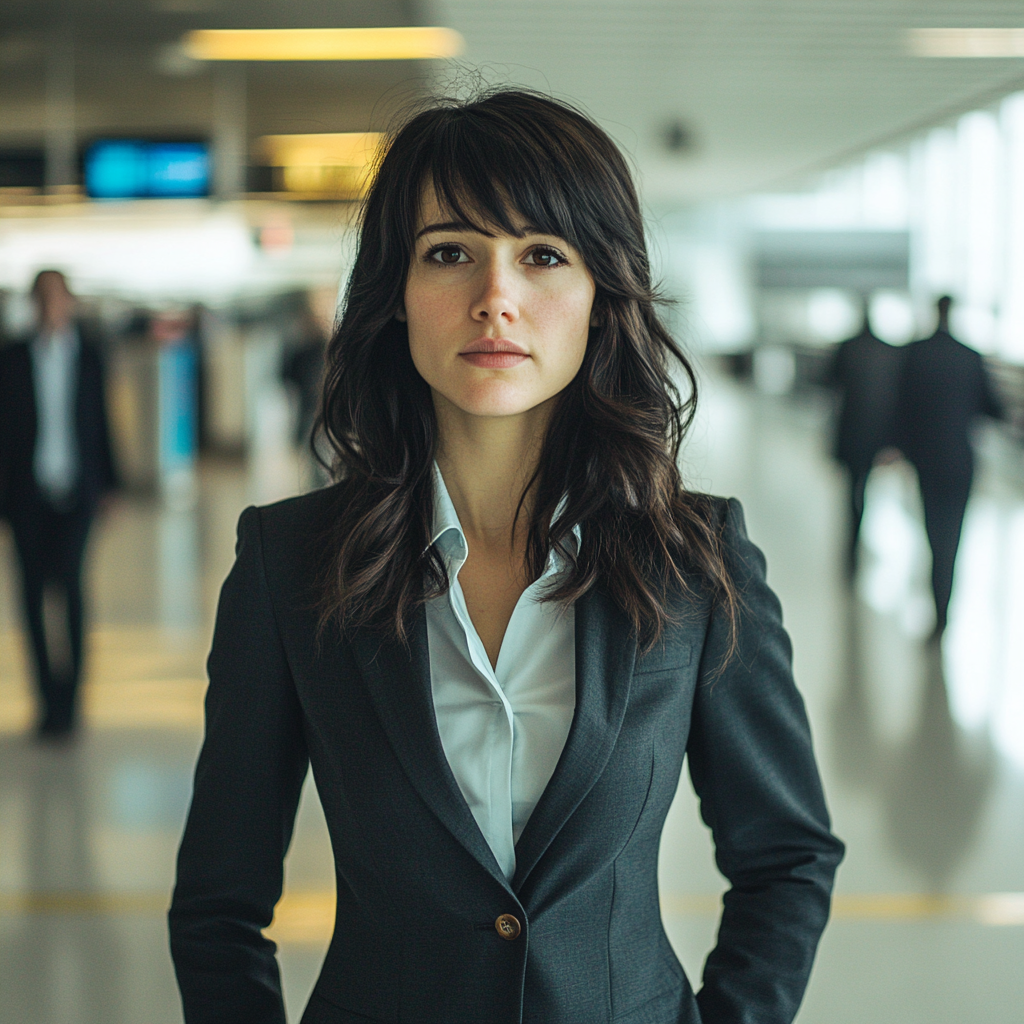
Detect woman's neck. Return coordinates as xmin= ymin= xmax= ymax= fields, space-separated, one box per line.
xmin=433 ymin=393 xmax=554 ymax=546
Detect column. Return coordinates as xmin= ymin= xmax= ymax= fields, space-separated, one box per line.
xmin=212 ymin=63 xmax=247 ymax=199
xmin=45 ymin=25 xmax=76 ymax=193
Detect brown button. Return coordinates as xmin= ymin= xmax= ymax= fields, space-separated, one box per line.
xmin=494 ymin=913 xmax=521 ymax=940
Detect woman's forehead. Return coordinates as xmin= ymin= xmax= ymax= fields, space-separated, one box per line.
xmin=414 ymin=182 xmax=552 ymax=239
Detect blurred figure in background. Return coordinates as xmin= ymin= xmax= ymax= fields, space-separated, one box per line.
xmin=0 ymin=270 xmax=118 ymax=738
xmin=281 ymin=289 xmax=331 ymax=490
xmin=281 ymin=293 xmax=327 ymax=452
xmin=897 ymin=295 xmax=1002 ymax=637
xmin=826 ymin=297 xmax=901 ymax=576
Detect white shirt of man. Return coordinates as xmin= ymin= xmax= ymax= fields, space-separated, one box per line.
xmin=30 ymin=326 xmax=80 ymax=503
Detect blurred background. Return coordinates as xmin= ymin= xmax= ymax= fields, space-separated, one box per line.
xmin=1 ymin=2 xmax=1022 ymax=1022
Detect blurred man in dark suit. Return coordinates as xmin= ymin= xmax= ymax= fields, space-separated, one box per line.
xmin=897 ymin=295 xmax=1002 ymax=636
xmin=827 ymin=298 xmax=901 ymax=575
xmin=0 ymin=270 xmax=117 ymax=737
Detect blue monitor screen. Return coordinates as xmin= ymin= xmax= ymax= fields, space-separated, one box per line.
xmin=147 ymin=143 xmax=209 ymax=197
xmin=85 ymin=141 xmax=148 ymax=198
xmin=85 ymin=140 xmax=210 ymax=199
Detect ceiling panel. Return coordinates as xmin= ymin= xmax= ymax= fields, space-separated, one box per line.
xmin=0 ymin=0 xmax=426 ymax=144
xmin=428 ymin=0 xmax=1024 ymax=202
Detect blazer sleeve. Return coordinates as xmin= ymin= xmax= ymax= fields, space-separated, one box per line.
xmin=80 ymin=341 xmax=119 ymax=496
xmin=977 ymin=355 xmax=1004 ymax=423
xmin=687 ymin=498 xmax=844 ymax=1024
xmin=169 ymin=506 xmax=309 ymax=1024
xmin=821 ymin=339 xmax=842 ymax=391
xmin=91 ymin=344 xmax=119 ymax=493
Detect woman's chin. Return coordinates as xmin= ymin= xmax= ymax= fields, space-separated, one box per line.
xmin=453 ymin=400 xmax=542 ymax=421
xmin=436 ymin=382 xmax=555 ymax=421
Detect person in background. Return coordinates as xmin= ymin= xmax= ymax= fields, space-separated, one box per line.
xmin=281 ymin=293 xmax=328 ymax=451
xmin=897 ymin=295 xmax=1002 ymax=636
xmin=826 ymin=297 xmax=901 ymax=576
xmin=0 ymin=270 xmax=117 ymax=738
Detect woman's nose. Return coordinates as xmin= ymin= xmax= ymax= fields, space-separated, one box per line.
xmin=470 ymin=265 xmax=519 ymax=324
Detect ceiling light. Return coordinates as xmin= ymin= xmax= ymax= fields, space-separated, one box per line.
xmin=909 ymin=28 xmax=1024 ymax=58
xmin=257 ymin=133 xmax=384 ymax=198
xmin=257 ymin=132 xmax=382 ymax=168
xmin=183 ymin=27 xmax=464 ymax=61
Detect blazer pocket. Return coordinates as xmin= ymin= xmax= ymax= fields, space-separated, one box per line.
xmin=633 ymin=641 xmax=692 ymax=676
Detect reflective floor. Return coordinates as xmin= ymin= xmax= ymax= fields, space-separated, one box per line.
xmin=1 ymin=371 xmax=1022 ymax=1024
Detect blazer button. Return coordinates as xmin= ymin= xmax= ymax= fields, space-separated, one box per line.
xmin=494 ymin=913 xmax=521 ymax=940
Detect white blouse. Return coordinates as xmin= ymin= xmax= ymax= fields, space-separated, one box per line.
xmin=425 ymin=465 xmax=578 ymax=880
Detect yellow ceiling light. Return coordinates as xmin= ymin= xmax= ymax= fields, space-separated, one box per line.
xmin=258 ymin=132 xmax=382 ymax=168
xmin=257 ymin=132 xmax=384 ymax=197
xmin=183 ymin=27 xmax=464 ymax=61
xmin=909 ymin=28 xmax=1024 ymax=58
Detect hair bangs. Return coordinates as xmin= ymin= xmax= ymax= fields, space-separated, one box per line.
xmin=417 ymin=114 xmax=583 ymax=253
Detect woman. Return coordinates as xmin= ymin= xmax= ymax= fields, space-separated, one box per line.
xmin=169 ymin=90 xmax=843 ymax=1024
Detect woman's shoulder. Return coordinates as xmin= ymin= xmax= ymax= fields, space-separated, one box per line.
xmin=250 ymin=479 xmax=349 ymax=532
xmin=700 ymin=493 xmax=758 ymax=561
xmin=236 ymin=480 xmax=356 ymax=582
xmin=679 ymin=490 xmax=744 ymax=541
xmin=683 ymin=490 xmax=732 ymax=520
xmin=674 ymin=491 xmax=762 ymax=589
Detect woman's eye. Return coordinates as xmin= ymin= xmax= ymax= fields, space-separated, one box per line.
xmin=524 ymin=247 xmax=566 ymax=267
xmin=428 ymin=246 xmax=468 ymax=265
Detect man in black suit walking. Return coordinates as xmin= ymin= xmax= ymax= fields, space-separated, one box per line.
xmin=0 ymin=270 xmax=117 ymax=737
xmin=827 ymin=299 xmax=901 ymax=575
xmin=897 ymin=296 xmax=1002 ymax=635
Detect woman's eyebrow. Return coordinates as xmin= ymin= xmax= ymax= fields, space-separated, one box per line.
xmin=415 ymin=220 xmax=549 ymax=240
xmin=416 ymin=220 xmax=490 ymax=239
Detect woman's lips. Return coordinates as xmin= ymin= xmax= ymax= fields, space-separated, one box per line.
xmin=459 ymin=338 xmax=529 ymax=369
xmin=460 ymin=351 xmax=529 ymax=368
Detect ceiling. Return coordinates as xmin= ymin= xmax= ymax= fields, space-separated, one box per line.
xmin=2 ymin=0 xmax=1023 ymax=202
xmin=0 ymin=1 xmax=428 ymax=143
xmin=428 ymin=0 xmax=1024 ymax=203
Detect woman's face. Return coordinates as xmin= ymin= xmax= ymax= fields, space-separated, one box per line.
xmin=404 ymin=187 xmax=596 ymax=422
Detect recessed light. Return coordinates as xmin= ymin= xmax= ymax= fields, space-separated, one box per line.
xmin=257 ymin=133 xmax=384 ymax=197
xmin=183 ymin=27 xmax=464 ymax=62
xmin=908 ymin=28 xmax=1024 ymax=58
xmin=257 ymin=133 xmax=382 ymax=168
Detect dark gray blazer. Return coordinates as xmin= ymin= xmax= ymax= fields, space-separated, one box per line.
xmin=169 ymin=486 xmax=843 ymax=1024
xmin=896 ymin=329 xmax=1002 ymax=482
xmin=0 ymin=327 xmax=117 ymax=520
xmin=826 ymin=328 xmax=901 ymax=471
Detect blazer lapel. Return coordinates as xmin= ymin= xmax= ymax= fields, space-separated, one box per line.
xmin=512 ymin=588 xmax=637 ymax=890
xmin=348 ymin=608 xmax=511 ymax=890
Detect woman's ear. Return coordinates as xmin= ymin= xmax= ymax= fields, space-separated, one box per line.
xmin=395 ymin=304 xmax=408 ymax=323
xmin=589 ymin=308 xmax=600 ymax=328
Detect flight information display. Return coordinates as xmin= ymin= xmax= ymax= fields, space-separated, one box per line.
xmin=85 ymin=141 xmax=210 ymax=199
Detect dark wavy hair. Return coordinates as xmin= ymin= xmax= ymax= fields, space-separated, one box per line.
xmin=315 ymin=88 xmax=736 ymax=650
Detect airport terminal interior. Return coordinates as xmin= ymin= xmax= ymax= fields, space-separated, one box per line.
xmin=2 ymin=2 xmax=1024 ymax=1022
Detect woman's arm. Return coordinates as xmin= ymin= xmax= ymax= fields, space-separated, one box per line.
xmin=687 ymin=498 xmax=844 ymax=1024
xmin=169 ymin=506 xmax=309 ymax=1024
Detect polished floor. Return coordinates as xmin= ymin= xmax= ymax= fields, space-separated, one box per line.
xmin=1 ymin=371 xmax=1022 ymax=1024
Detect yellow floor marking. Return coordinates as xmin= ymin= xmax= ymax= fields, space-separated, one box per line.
xmin=265 ymin=891 xmax=337 ymax=945
xmin=0 ymin=628 xmax=208 ymax=733
xmin=2 ymin=890 xmax=1022 ymax=946
xmin=664 ymin=891 xmax=1024 ymax=925
xmin=836 ymin=892 xmax=1024 ymax=924
xmin=0 ymin=678 xmax=207 ymax=732
xmin=0 ymin=892 xmax=169 ymax=914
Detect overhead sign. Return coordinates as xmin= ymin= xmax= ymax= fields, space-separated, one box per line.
xmin=85 ymin=141 xmax=210 ymax=200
